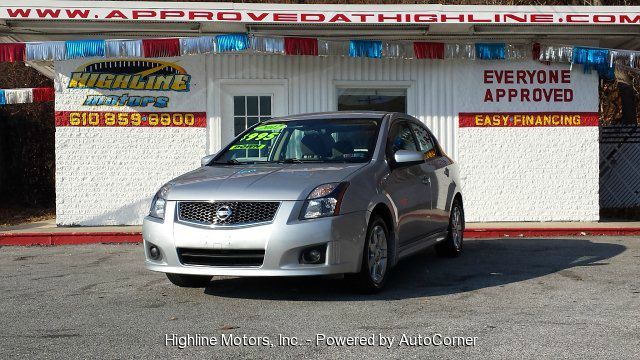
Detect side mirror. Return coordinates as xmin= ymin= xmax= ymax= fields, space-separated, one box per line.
xmin=393 ymin=150 xmax=424 ymax=165
xmin=201 ymin=154 xmax=216 ymax=167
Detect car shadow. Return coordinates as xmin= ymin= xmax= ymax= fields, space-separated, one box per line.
xmin=202 ymin=238 xmax=626 ymax=301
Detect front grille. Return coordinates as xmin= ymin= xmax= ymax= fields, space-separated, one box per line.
xmin=177 ymin=201 xmax=280 ymax=226
xmin=177 ymin=248 xmax=265 ymax=267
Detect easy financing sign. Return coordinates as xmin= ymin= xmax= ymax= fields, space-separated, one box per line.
xmin=54 ymin=56 xmax=206 ymax=128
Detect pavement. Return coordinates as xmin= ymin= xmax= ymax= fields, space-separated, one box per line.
xmin=2 ymin=219 xmax=640 ymax=246
xmin=1 ymin=236 xmax=639 ymax=359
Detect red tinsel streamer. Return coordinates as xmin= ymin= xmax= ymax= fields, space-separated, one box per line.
xmin=142 ymin=38 xmax=181 ymax=58
xmin=413 ymin=42 xmax=445 ymax=59
xmin=532 ymin=42 xmax=551 ymax=65
xmin=32 ymin=87 xmax=55 ymax=102
xmin=284 ymin=37 xmax=318 ymax=56
xmin=0 ymin=43 xmax=26 ymax=62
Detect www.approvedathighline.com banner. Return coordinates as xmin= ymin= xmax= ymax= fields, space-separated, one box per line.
xmin=1 ymin=2 xmax=639 ymax=24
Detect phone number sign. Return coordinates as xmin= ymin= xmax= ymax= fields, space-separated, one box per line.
xmin=55 ymin=111 xmax=207 ymax=127
xmin=55 ymin=56 xmax=206 ymax=129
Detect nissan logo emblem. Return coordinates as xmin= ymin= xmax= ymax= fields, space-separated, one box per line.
xmin=215 ymin=205 xmax=233 ymax=221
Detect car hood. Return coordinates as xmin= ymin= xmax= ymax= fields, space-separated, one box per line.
xmin=165 ymin=163 xmax=367 ymax=201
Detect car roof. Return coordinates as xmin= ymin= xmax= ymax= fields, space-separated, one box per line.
xmin=265 ymin=111 xmax=402 ymax=122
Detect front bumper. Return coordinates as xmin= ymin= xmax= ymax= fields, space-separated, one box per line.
xmin=142 ymin=200 xmax=368 ymax=276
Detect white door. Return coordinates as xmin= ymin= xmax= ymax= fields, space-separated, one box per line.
xmin=221 ymin=83 xmax=287 ymax=146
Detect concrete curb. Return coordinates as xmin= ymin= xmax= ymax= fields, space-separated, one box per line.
xmin=1 ymin=227 xmax=639 ymax=246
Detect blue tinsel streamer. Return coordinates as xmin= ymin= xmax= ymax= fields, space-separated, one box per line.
xmin=0 ymin=90 xmax=5 ymax=105
xmin=66 ymin=40 xmax=106 ymax=59
xmin=572 ymin=47 xmax=614 ymax=78
xmin=216 ymin=34 xmax=250 ymax=52
xmin=475 ymin=43 xmax=506 ymax=60
xmin=349 ymin=40 xmax=383 ymax=58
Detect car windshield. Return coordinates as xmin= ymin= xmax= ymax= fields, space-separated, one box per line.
xmin=213 ymin=118 xmax=381 ymax=165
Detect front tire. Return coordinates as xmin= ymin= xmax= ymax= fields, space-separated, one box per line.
xmin=435 ymin=199 xmax=464 ymax=257
xmin=351 ymin=215 xmax=390 ymax=293
xmin=166 ymin=273 xmax=212 ymax=288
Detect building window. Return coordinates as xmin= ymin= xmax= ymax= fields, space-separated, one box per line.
xmin=232 ymin=95 xmax=272 ymax=157
xmin=233 ymin=95 xmax=272 ymax=136
xmin=337 ymin=88 xmax=407 ymax=113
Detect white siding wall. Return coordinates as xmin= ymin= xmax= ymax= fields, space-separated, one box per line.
xmin=207 ymin=54 xmax=459 ymax=159
xmin=206 ymin=54 xmax=599 ymax=222
xmin=53 ymin=53 xmax=600 ymax=224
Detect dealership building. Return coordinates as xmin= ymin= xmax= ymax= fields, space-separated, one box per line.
xmin=1 ymin=1 xmax=639 ymax=225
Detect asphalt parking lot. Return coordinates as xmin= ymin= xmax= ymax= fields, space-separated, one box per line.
xmin=1 ymin=237 xmax=639 ymax=359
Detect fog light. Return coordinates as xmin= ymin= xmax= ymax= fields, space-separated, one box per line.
xmin=300 ymin=245 xmax=326 ymax=264
xmin=148 ymin=244 xmax=161 ymax=260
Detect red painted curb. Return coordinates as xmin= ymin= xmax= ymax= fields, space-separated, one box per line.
xmin=0 ymin=232 xmax=142 ymax=246
xmin=464 ymin=227 xmax=640 ymax=238
xmin=1 ymin=227 xmax=640 ymax=246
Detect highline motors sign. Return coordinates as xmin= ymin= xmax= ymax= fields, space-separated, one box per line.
xmin=54 ymin=56 xmax=206 ymax=128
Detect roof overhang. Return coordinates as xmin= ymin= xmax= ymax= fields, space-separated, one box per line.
xmin=1 ymin=1 xmax=639 ymax=26
xmin=1 ymin=2 xmax=640 ymax=46
xmin=2 ymin=1 xmax=640 ymax=79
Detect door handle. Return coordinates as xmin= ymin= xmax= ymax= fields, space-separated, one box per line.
xmin=421 ymin=177 xmax=431 ymax=185
xmin=444 ymin=168 xmax=450 ymax=177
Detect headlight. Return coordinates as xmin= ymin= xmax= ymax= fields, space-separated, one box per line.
xmin=300 ymin=182 xmax=349 ymax=220
xmin=149 ymin=184 xmax=171 ymax=220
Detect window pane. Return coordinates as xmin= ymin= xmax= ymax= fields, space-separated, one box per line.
xmin=410 ymin=124 xmax=435 ymax=155
xmin=260 ymin=96 xmax=271 ymax=116
xmin=247 ymin=116 xmax=259 ymax=127
xmin=247 ymin=96 xmax=259 ymax=116
xmin=337 ymin=88 xmax=406 ymax=113
xmin=233 ymin=96 xmax=245 ymax=116
xmin=234 ymin=117 xmax=245 ymax=136
xmin=387 ymin=123 xmax=418 ymax=157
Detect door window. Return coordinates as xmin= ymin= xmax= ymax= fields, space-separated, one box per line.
xmin=410 ymin=123 xmax=438 ymax=160
xmin=233 ymin=95 xmax=272 ymax=136
xmin=386 ymin=122 xmax=419 ymax=159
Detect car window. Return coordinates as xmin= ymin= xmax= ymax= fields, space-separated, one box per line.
xmin=386 ymin=122 xmax=419 ymax=159
xmin=214 ymin=119 xmax=381 ymax=164
xmin=410 ymin=123 xmax=438 ymax=160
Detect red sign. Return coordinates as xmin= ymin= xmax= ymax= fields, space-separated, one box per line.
xmin=459 ymin=112 xmax=599 ymax=127
xmin=55 ymin=111 xmax=207 ymax=127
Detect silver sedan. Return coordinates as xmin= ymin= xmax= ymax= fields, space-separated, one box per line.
xmin=143 ymin=111 xmax=464 ymax=292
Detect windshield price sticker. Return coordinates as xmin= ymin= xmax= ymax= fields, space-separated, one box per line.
xmin=237 ymin=124 xmax=286 ymax=143
xmin=241 ymin=132 xmax=279 ymax=141
xmin=254 ymin=124 xmax=286 ymax=132
xmin=229 ymin=143 xmax=266 ymax=150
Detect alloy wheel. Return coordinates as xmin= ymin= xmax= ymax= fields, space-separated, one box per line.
xmin=368 ymin=224 xmax=388 ymax=284
xmin=451 ymin=206 xmax=463 ymax=250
